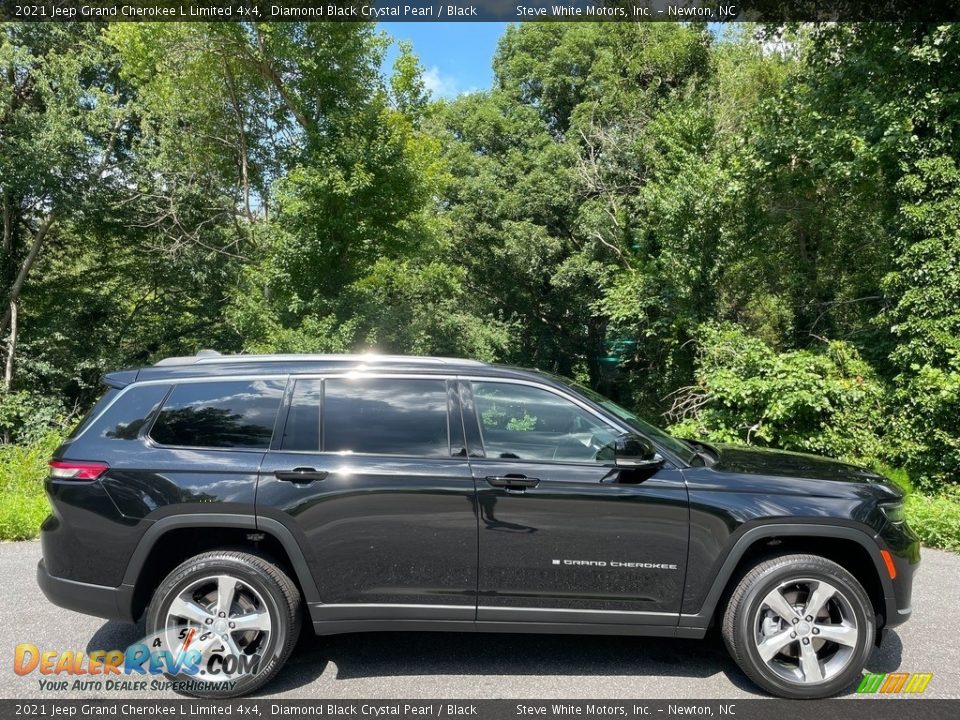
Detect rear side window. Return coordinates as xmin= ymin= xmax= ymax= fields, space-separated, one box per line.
xmin=150 ymin=380 xmax=285 ymax=449
xmin=65 ymin=385 xmax=171 ymax=445
xmin=323 ymin=378 xmax=449 ymax=457
xmin=66 ymin=388 xmax=119 ymax=440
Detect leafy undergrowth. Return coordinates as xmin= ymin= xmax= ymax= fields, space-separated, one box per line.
xmin=905 ymin=489 xmax=960 ymax=553
xmin=0 ymin=432 xmax=61 ymax=541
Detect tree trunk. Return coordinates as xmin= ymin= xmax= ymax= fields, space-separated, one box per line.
xmin=250 ymin=27 xmax=314 ymax=135
xmin=2 ymin=192 xmax=12 ymax=255
xmin=0 ymin=211 xmax=55 ymax=337
xmin=4 ymin=299 xmax=16 ymax=392
xmin=223 ymin=61 xmax=253 ymax=222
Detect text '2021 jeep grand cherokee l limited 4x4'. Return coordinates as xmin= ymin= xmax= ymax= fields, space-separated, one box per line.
xmin=37 ymin=352 xmax=919 ymax=698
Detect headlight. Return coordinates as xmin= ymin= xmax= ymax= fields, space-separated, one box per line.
xmin=880 ymin=502 xmax=906 ymax=525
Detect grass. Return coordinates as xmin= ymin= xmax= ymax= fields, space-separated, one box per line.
xmin=1 ymin=435 xmax=959 ymax=551
xmin=905 ymin=488 xmax=960 ymax=552
xmin=0 ymin=431 xmax=61 ymax=541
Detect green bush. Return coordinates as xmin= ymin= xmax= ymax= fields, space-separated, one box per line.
xmin=905 ymin=489 xmax=960 ymax=553
xmin=0 ymin=430 xmax=61 ymax=541
xmin=886 ymin=355 xmax=960 ymax=493
xmin=667 ymin=323 xmax=887 ymax=466
xmin=0 ymin=391 xmax=65 ymax=445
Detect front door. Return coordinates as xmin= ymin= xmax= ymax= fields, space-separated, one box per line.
xmin=462 ymin=379 xmax=689 ymax=628
xmin=256 ymin=375 xmax=478 ymax=623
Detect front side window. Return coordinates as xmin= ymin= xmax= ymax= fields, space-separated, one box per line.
xmin=472 ymin=382 xmax=619 ymax=463
xmin=323 ymin=377 xmax=449 ymax=457
xmin=150 ymin=380 xmax=285 ymax=449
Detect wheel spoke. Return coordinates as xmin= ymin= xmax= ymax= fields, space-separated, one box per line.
xmin=164 ymin=625 xmax=186 ymax=655
xmin=803 ymin=582 xmax=836 ymax=619
xmin=799 ymin=642 xmax=824 ymax=683
xmin=231 ymin=611 xmax=271 ymax=634
xmin=762 ymin=588 xmax=800 ymax=623
xmin=168 ymin=596 xmax=213 ymax=626
xmin=215 ymin=576 xmax=238 ymax=618
xmin=221 ymin=634 xmax=245 ymax=668
xmin=815 ymin=622 xmax=858 ymax=647
xmin=182 ymin=629 xmax=220 ymax=663
xmin=757 ymin=628 xmax=795 ymax=662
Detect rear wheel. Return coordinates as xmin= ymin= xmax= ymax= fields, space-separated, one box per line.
xmin=722 ymin=553 xmax=875 ymax=698
xmin=145 ymin=550 xmax=301 ymax=698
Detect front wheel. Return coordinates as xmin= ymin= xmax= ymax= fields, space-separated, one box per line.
xmin=145 ymin=550 xmax=302 ymax=698
xmin=722 ymin=553 xmax=875 ymax=699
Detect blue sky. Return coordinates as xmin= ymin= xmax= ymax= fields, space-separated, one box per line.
xmin=379 ymin=23 xmax=726 ymax=100
xmin=380 ymin=22 xmax=509 ymax=98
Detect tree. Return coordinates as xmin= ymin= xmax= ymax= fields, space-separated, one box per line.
xmin=1 ymin=24 xmax=127 ymax=391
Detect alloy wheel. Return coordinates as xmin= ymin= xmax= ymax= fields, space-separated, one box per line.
xmin=753 ymin=577 xmax=860 ymax=685
xmin=164 ymin=573 xmax=273 ymax=682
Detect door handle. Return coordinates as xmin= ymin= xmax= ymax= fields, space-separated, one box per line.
xmin=485 ymin=475 xmax=540 ymax=492
xmin=274 ymin=467 xmax=328 ymax=484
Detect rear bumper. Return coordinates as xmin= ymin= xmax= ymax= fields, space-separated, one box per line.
xmin=36 ymin=560 xmax=135 ymax=624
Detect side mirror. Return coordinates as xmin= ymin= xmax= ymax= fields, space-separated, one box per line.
xmin=614 ymin=433 xmax=663 ymax=471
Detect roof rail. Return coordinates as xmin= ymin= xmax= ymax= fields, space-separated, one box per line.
xmin=154 ymin=352 xmax=485 ymax=367
xmin=153 ymin=349 xmax=221 ymax=366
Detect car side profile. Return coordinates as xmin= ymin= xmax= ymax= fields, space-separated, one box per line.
xmin=37 ymin=353 xmax=919 ymax=698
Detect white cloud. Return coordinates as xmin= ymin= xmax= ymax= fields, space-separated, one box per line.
xmin=422 ymin=66 xmax=461 ymax=99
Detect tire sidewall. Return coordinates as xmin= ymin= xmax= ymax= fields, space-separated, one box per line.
xmin=736 ymin=560 xmax=875 ymax=699
xmin=145 ymin=555 xmax=292 ymax=698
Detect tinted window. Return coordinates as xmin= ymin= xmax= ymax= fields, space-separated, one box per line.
xmin=281 ymin=379 xmax=323 ymax=451
xmin=97 ymin=385 xmax=171 ymax=441
xmin=66 ymin=389 xmax=119 ymax=440
xmin=472 ymin=382 xmax=618 ymax=463
xmin=324 ymin=378 xmax=449 ymax=457
xmin=150 ymin=380 xmax=285 ymax=449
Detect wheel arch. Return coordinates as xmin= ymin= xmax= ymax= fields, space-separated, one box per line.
xmin=680 ymin=523 xmax=894 ymax=631
xmin=122 ymin=514 xmax=320 ymax=621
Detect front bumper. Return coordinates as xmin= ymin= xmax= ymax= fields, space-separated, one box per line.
xmin=36 ymin=559 xmax=136 ymax=623
xmin=877 ymin=520 xmax=921 ymax=628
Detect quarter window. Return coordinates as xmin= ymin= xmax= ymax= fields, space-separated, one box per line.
xmin=472 ymin=382 xmax=618 ymax=464
xmin=150 ymin=380 xmax=285 ymax=449
xmin=323 ymin=378 xmax=449 ymax=457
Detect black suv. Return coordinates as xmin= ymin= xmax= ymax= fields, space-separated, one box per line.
xmin=38 ymin=353 xmax=919 ymax=699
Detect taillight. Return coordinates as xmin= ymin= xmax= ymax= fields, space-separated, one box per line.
xmin=48 ymin=460 xmax=109 ymax=481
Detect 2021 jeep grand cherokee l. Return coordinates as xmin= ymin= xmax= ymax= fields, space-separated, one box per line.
xmin=37 ymin=352 xmax=919 ymax=698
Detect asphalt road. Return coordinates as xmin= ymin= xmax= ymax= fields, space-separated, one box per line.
xmin=1 ymin=541 xmax=957 ymax=699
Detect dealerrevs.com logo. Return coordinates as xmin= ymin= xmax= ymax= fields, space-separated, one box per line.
xmin=12 ymin=629 xmax=260 ymax=694
xmin=856 ymin=673 xmax=933 ymax=694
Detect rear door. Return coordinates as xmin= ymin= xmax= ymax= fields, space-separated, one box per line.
xmin=461 ymin=378 xmax=689 ymax=628
xmin=125 ymin=378 xmax=287 ymax=516
xmin=256 ymin=374 xmax=478 ymax=623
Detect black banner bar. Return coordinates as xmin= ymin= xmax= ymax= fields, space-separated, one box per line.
xmin=3 ymin=1 xmax=960 ymax=23
xmin=0 ymin=700 xmax=958 ymax=720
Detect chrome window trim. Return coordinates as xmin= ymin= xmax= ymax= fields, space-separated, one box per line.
xmin=70 ymin=370 xmax=682 ymax=467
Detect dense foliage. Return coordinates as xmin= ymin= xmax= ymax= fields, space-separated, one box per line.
xmin=1 ymin=22 xmax=958 ymax=502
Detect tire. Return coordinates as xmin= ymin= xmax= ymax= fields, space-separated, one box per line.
xmin=722 ymin=553 xmax=875 ymax=699
xmin=145 ymin=550 xmax=302 ymax=698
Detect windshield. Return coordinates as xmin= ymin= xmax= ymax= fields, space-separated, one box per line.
xmin=536 ymin=373 xmax=696 ymax=463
